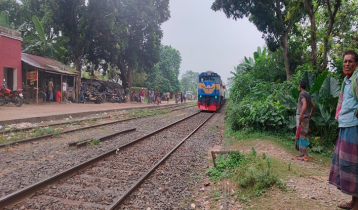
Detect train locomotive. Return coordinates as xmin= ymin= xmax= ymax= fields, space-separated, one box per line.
xmin=197 ymin=71 xmax=226 ymax=111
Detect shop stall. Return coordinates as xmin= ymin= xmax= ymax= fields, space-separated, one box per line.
xmin=21 ymin=53 xmax=78 ymax=104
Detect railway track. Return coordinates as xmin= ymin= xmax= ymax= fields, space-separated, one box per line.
xmin=1 ymin=111 xmax=214 ymax=209
xmin=0 ymin=104 xmax=196 ymax=148
xmin=0 ymin=103 xmax=188 ymax=135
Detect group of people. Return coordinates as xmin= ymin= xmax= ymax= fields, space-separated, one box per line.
xmin=296 ymin=50 xmax=358 ymax=210
xmin=130 ymin=88 xmax=187 ymax=106
xmin=40 ymin=78 xmax=68 ymax=103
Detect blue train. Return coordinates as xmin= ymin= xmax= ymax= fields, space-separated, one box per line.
xmin=197 ymin=71 xmax=226 ymax=111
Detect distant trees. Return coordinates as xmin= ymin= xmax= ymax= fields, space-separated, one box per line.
xmin=1 ymin=0 xmax=173 ymax=101
xmin=145 ymin=45 xmax=182 ymax=92
xmin=180 ymin=70 xmax=199 ymax=93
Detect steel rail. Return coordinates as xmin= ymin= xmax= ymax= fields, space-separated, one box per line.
xmin=73 ymin=128 xmax=136 ymax=148
xmin=0 ymin=105 xmax=196 ymax=148
xmin=0 ymin=104 xmax=184 ymax=135
xmin=0 ymin=110 xmax=201 ymax=209
xmin=108 ymin=112 xmax=215 ymax=209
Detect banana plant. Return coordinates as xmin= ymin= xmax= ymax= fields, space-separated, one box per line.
xmin=23 ymin=16 xmax=68 ymax=61
xmin=0 ymin=11 xmax=9 ymax=27
xmin=308 ymin=70 xmax=340 ymax=145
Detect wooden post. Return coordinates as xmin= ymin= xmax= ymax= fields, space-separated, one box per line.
xmin=74 ymin=76 xmax=76 ymax=102
xmin=36 ymin=70 xmax=38 ymax=105
xmin=61 ymin=75 xmax=63 ymax=103
xmin=25 ymin=66 xmax=28 ymax=101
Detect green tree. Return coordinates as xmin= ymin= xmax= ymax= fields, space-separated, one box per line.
xmin=0 ymin=0 xmax=24 ymax=28
xmin=180 ymin=70 xmax=199 ymax=93
xmin=51 ymin=0 xmax=92 ymax=101
xmin=146 ymin=45 xmax=182 ymax=92
xmin=86 ymin=0 xmax=170 ymax=92
xmin=212 ymin=0 xmax=303 ymax=80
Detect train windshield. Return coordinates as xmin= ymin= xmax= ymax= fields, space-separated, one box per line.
xmin=199 ymin=76 xmax=220 ymax=84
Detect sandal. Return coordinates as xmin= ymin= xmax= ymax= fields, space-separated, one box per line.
xmin=338 ymin=202 xmax=352 ymax=210
xmin=296 ymin=157 xmax=308 ymax=162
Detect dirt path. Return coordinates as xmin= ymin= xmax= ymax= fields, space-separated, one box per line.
xmin=191 ymin=139 xmax=350 ymax=209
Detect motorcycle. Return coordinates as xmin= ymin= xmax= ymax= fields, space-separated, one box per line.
xmin=0 ymin=80 xmax=24 ymax=107
xmin=84 ymin=90 xmax=103 ymax=104
xmin=103 ymin=88 xmax=117 ymax=103
xmin=116 ymin=93 xmax=126 ymax=103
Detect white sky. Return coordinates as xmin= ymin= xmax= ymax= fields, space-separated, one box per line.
xmin=161 ymin=0 xmax=265 ymax=83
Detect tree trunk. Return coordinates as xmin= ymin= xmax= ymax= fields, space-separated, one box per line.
xmin=282 ymin=36 xmax=292 ymax=80
xmin=319 ymin=0 xmax=341 ymax=73
xmin=304 ymin=0 xmax=318 ymax=71
xmin=74 ymin=57 xmax=81 ymax=103
xmin=280 ymin=21 xmax=294 ymax=80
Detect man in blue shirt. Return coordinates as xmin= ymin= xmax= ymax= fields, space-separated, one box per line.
xmin=329 ymin=50 xmax=358 ymax=210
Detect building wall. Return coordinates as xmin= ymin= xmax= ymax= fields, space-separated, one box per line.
xmin=0 ymin=27 xmax=22 ymax=90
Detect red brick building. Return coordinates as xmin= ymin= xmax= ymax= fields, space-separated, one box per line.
xmin=0 ymin=26 xmax=22 ymax=90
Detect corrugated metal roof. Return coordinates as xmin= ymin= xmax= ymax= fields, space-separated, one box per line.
xmin=21 ymin=53 xmax=78 ymax=75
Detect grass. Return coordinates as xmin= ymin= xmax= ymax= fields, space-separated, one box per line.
xmin=226 ymin=127 xmax=332 ymax=167
xmin=206 ymin=148 xmax=286 ymax=199
xmin=210 ymin=126 xmax=218 ymax=133
xmin=87 ymin=138 xmax=101 ymax=146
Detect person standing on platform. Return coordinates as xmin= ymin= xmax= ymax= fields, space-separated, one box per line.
xmin=125 ymin=84 xmax=130 ymax=103
xmin=140 ymin=88 xmax=145 ymax=103
xmin=148 ymin=88 xmax=151 ymax=104
xmin=79 ymin=81 xmax=84 ymax=103
xmin=180 ymin=92 xmax=183 ymax=103
xmin=48 ymin=78 xmax=54 ymax=102
xmin=152 ymin=89 xmax=155 ymax=103
xmin=62 ymin=80 xmax=67 ymax=103
xmin=157 ymin=89 xmax=161 ymax=105
xmin=166 ymin=91 xmax=170 ymax=104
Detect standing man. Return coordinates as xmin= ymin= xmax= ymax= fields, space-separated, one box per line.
xmin=62 ymin=80 xmax=67 ymax=103
xmin=157 ymin=89 xmax=161 ymax=105
xmin=180 ymin=92 xmax=183 ymax=103
xmin=152 ymin=88 xmax=155 ymax=103
xmin=48 ymin=78 xmax=54 ymax=102
xmin=79 ymin=81 xmax=84 ymax=103
xmin=166 ymin=91 xmax=170 ymax=104
xmin=295 ymin=81 xmax=315 ymax=162
xmin=125 ymin=84 xmax=130 ymax=103
xmin=329 ymin=50 xmax=358 ymax=210
xmin=183 ymin=91 xmax=186 ymax=103
xmin=148 ymin=88 xmax=151 ymax=104
xmin=140 ymin=88 xmax=145 ymax=103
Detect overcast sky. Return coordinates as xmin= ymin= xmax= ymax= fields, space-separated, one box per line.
xmin=161 ymin=0 xmax=265 ymax=83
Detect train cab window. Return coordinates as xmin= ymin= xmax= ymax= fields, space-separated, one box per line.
xmin=200 ymin=77 xmax=206 ymax=82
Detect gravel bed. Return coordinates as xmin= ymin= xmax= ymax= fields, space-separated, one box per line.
xmin=0 ymin=106 xmax=198 ymax=197
xmin=9 ymin=112 xmax=212 ymax=209
xmin=119 ymin=107 xmax=225 ymax=209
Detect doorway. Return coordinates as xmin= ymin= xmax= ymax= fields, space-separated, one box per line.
xmin=3 ymin=67 xmax=17 ymax=90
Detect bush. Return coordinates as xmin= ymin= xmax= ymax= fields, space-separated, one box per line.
xmin=206 ymin=148 xmax=285 ymax=197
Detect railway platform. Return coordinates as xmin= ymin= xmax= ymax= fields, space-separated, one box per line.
xmin=0 ymin=101 xmax=182 ymax=126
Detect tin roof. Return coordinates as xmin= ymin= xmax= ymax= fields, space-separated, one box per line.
xmin=21 ymin=53 xmax=78 ymax=75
